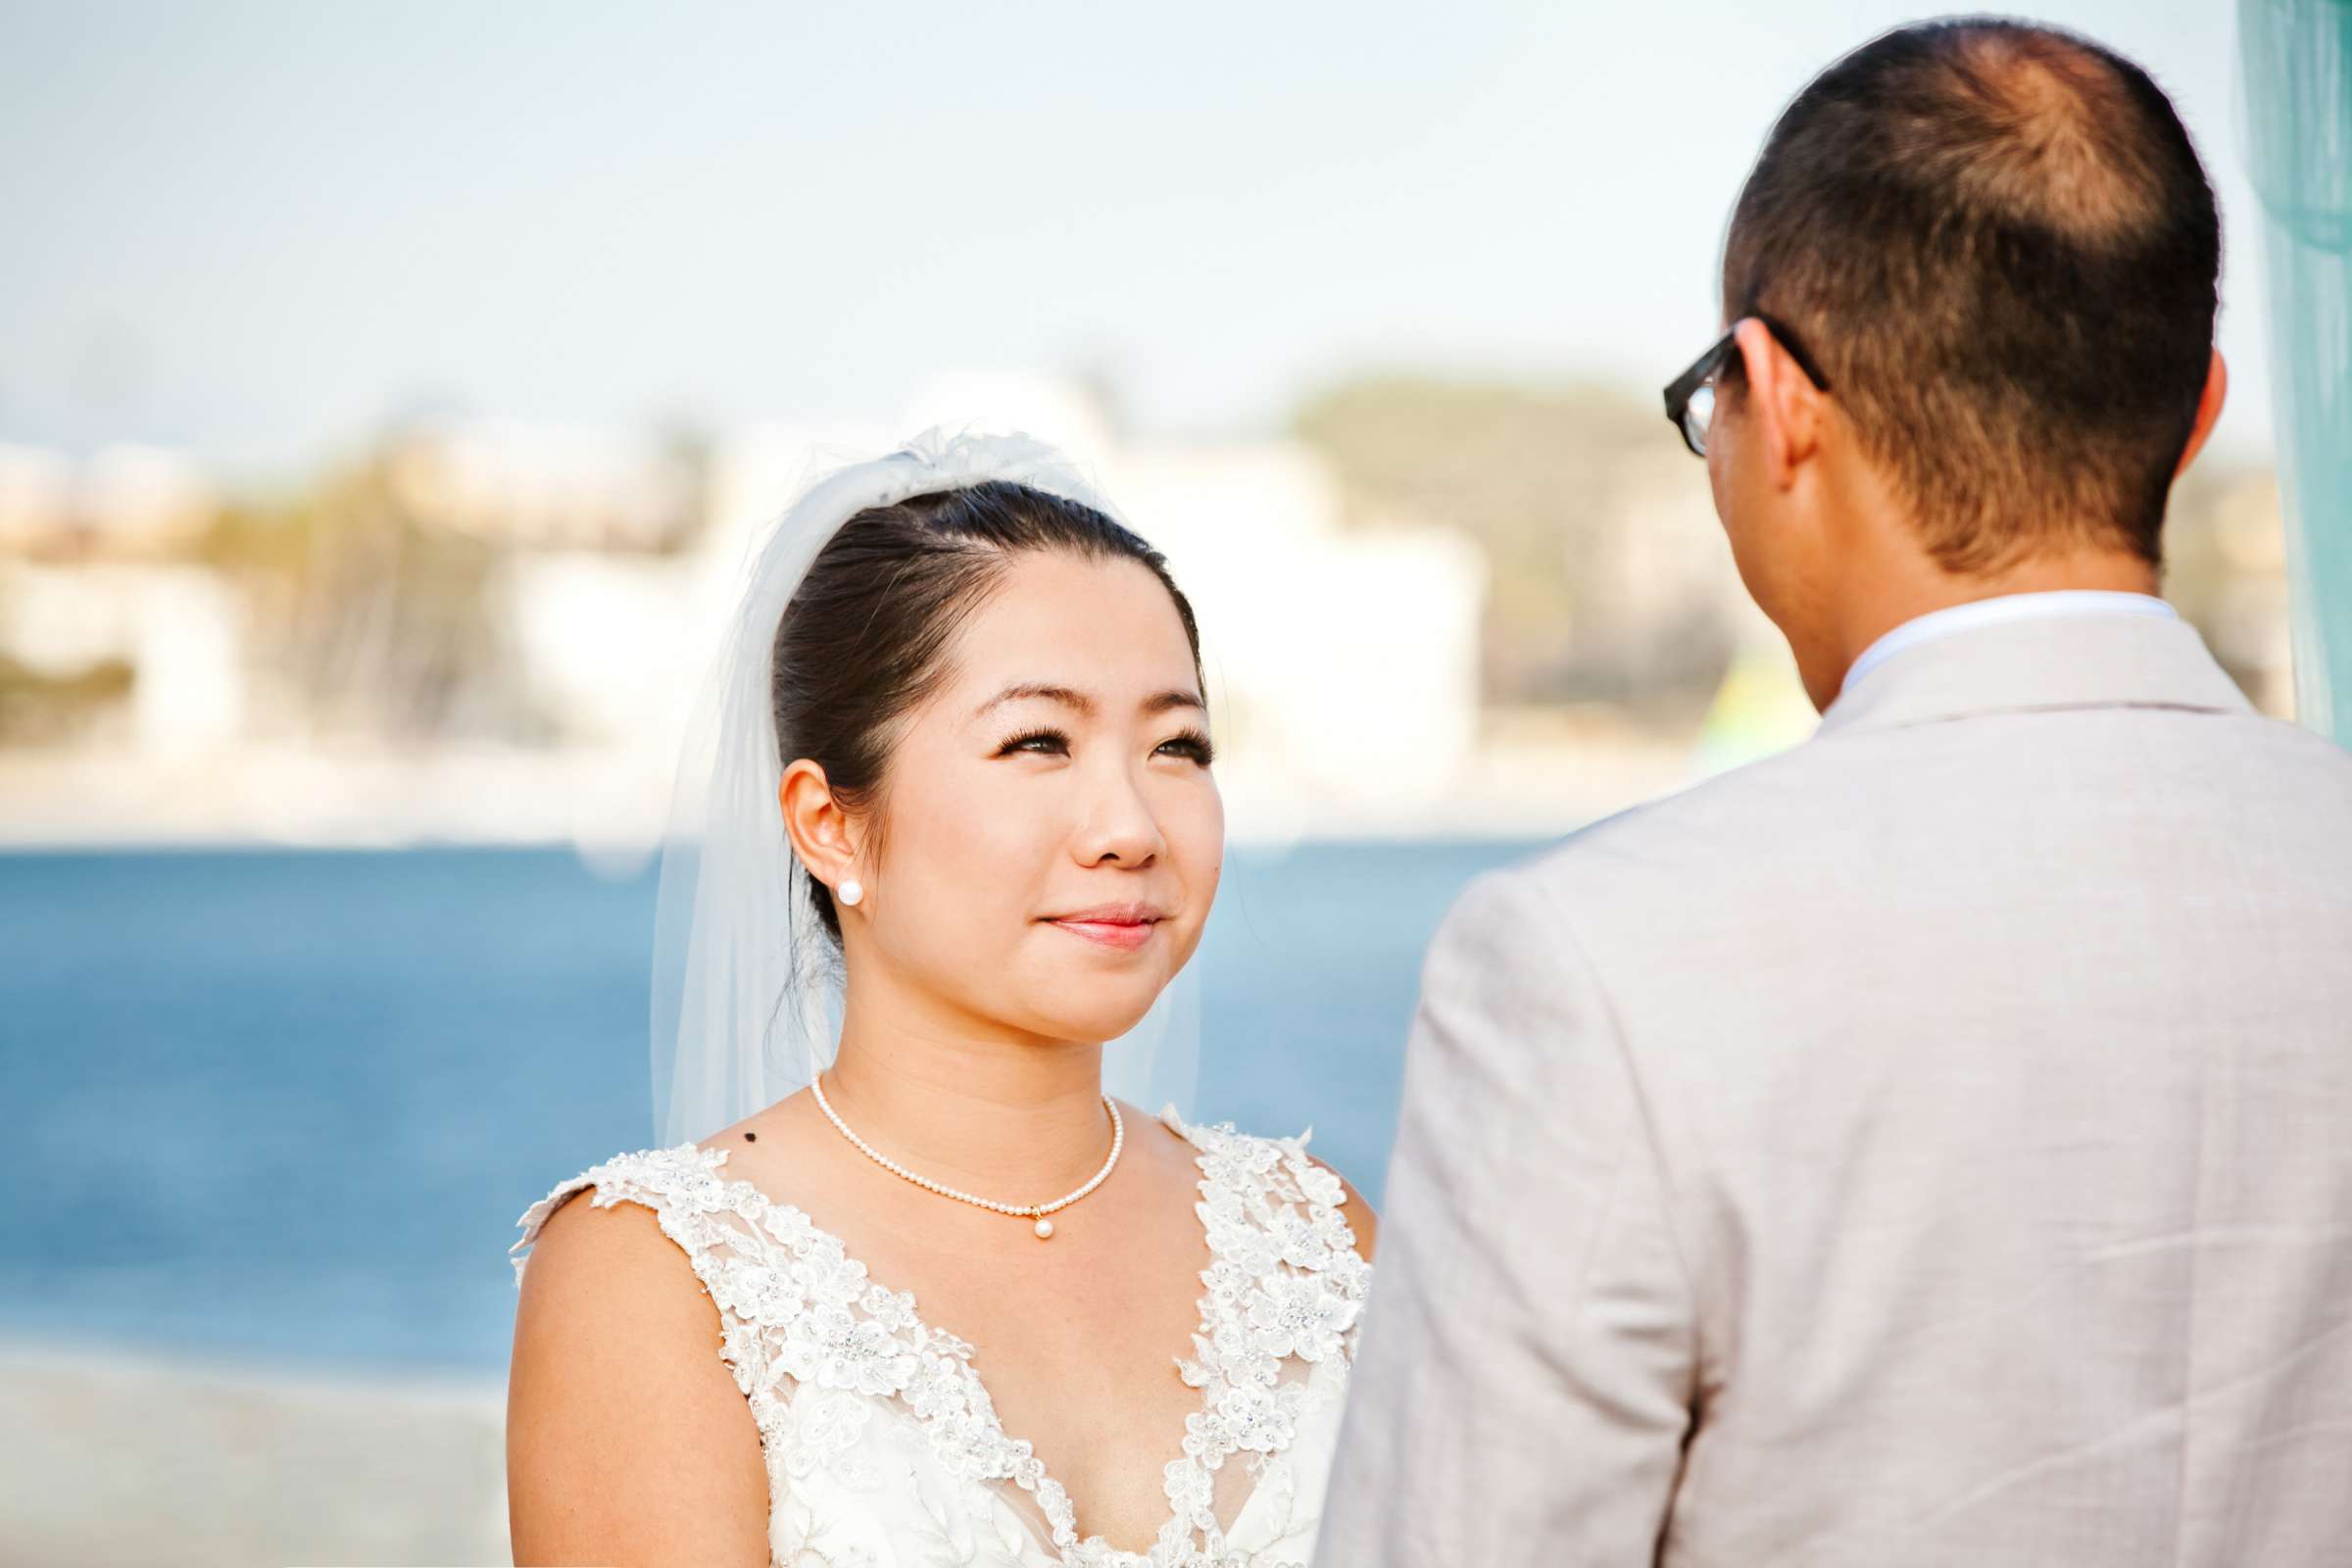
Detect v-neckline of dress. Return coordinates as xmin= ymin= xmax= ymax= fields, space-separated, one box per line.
xmin=694 ymin=1101 xmax=1245 ymax=1566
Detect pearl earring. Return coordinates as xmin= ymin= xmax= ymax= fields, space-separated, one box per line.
xmin=837 ymin=878 xmax=863 ymax=907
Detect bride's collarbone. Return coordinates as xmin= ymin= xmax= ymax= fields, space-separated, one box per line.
xmin=851 ymin=1155 xmax=1212 ymax=1395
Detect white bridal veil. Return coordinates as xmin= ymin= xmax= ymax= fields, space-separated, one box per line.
xmin=649 ymin=427 xmax=1203 ymax=1149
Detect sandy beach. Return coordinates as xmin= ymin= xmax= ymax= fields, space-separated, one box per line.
xmin=0 ymin=1336 xmax=509 ymax=1567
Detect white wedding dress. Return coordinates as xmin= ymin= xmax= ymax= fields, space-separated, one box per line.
xmin=512 ymin=1105 xmax=1371 ymax=1568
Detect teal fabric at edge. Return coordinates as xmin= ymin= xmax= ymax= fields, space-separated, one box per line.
xmin=2239 ymin=0 xmax=2352 ymax=743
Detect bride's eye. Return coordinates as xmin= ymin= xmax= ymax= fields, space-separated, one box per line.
xmin=1156 ymin=728 xmax=1216 ymax=766
xmin=996 ymin=727 xmax=1070 ymax=758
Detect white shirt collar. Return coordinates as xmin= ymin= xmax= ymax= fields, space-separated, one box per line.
xmin=1841 ymin=590 xmax=2179 ymax=695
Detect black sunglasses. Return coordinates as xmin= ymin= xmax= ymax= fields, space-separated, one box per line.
xmin=1662 ymin=315 xmax=1833 ymax=458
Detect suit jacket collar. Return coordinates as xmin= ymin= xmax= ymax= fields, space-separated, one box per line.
xmin=1814 ymin=608 xmax=2254 ymax=736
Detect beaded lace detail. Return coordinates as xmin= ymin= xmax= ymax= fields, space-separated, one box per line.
xmin=512 ymin=1105 xmax=1370 ymax=1568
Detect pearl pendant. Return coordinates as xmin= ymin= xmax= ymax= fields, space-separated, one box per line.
xmin=1033 ymin=1217 xmax=1054 ymax=1240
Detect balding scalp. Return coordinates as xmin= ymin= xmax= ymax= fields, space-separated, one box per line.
xmin=1724 ymin=19 xmax=2220 ymax=570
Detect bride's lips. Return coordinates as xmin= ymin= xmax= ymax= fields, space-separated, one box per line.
xmin=1043 ymin=902 xmax=1167 ymax=952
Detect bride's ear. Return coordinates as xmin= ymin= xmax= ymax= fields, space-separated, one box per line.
xmin=779 ymin=759 xmax=860 ymax=892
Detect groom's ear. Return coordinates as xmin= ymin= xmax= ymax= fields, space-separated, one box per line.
xmin=2173 ymin=347 xmax=2228 ymax=477
xmin=779 ymin=760 xmax=859 ymax=886
xmin=1731 ymin=317 xmax=1826 ymax=488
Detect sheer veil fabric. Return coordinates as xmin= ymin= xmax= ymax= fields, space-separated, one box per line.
xmin=648 ymin=427 xmax=1202 ymax=1150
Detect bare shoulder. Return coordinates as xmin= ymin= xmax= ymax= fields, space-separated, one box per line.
xmin=1303 ymin=1150 xmax=1379 ymax=1263
xmin=507 ymin=1179 xmax=770 ymax=1566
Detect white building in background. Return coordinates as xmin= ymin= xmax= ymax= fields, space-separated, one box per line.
xmin=80 ymin=447 xmax=216 ymax=553
xmin=1104 ymin=442 xmax=1484 ymax=820
xmin=0 ymin=445 xmax=74 ymax=552
xmin=0 ymin=443 xmax=216 ymax=557
xmin=0 ymin=443 xmax=242 ymax=759
xmin=385 ymin=419 xmax=699 ymax=551
xmin=0 ymin=563 xmax=246 ymax=757
xmin=126 ymin=569 xmax=247 ymax=757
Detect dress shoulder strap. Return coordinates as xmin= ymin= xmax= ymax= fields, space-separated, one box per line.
xmin=1159 ymin=1107 xmax=1374 ymax=1351
xmin=508 ymin=1143 xmax=855 ymax=1539
xmin=510 ymin=1142 xmax=770 ymax=1291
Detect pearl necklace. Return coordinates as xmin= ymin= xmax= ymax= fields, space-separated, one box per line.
xmin=809 ymin=1073 xmax=1124 ymax=1241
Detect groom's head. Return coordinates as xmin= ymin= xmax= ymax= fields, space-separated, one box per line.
xmin=1694 ymin=18 xmax=2228 ymax=708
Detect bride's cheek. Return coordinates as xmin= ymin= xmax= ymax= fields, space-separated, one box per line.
xmin=1173 ymin=798 xmax=1225 ymax=892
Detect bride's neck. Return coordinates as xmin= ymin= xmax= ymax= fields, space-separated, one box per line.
xmin=820 ymin=993 xmax=1113 ymax=1198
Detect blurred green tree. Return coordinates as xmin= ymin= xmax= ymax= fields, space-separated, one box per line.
xmin=1294 ymin=376 xmax=1732 ymax=715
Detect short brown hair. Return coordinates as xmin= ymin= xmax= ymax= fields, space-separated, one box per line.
xmin=1723 ymin=18 xmax=2221 ymax=570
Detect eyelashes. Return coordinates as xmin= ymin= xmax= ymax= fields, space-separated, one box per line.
xmin=1158 ymin=727 xmax=1218 ymax=766
xmin=995 ymin=726 xmax=1070 ymax=758
xmin=994 ymin=725 xmax=1217 ymax=767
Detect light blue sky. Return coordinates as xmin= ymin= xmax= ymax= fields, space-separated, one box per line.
xmin=0 ymin=1 xmax=2270 ymax=483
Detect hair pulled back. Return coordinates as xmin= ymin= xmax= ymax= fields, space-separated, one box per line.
xmin=771 ymin=479 xmax=1203 ymax=942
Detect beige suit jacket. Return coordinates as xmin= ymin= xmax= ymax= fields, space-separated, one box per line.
xmin=1317 ymin=611 xmax=2352 ymax=1566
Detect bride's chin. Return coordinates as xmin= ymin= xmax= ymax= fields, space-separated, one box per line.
xmin=1021 ymin=991 xmax=1164 ymax=1047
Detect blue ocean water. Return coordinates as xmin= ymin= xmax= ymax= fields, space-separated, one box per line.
xmin=0 ymin=839 xmax=1547 ymax=1375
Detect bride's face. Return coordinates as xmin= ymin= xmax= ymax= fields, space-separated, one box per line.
xmin=847 ymin=550 xmax=1223 ymax=1046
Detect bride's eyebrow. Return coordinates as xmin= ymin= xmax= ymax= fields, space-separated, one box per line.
xmin=1144 ymin=690 xmax=1206 ymax=715
xmin=973 ymin=684 xmax=1205 ymax=719
xmin=976 ymin=682 xmax=1094 ymax=718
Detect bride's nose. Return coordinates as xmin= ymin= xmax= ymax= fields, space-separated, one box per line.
xmin=1071 ymin=763 xmax=1166 ymax=867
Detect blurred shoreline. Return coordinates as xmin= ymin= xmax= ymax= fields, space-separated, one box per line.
xmin=0 ymin=726 xmax=1709 ymax=856
xmin=1 ymin=384 xmax=2291 ymax=865
xmin=0 ymin=1332 xmax=508 ymax=1567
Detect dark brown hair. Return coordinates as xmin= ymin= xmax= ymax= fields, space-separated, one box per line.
xmin=771 ymin=479 xmax=1203 ymax=941
xmin=1722 ymin=17 xmax=2221 ymax=570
